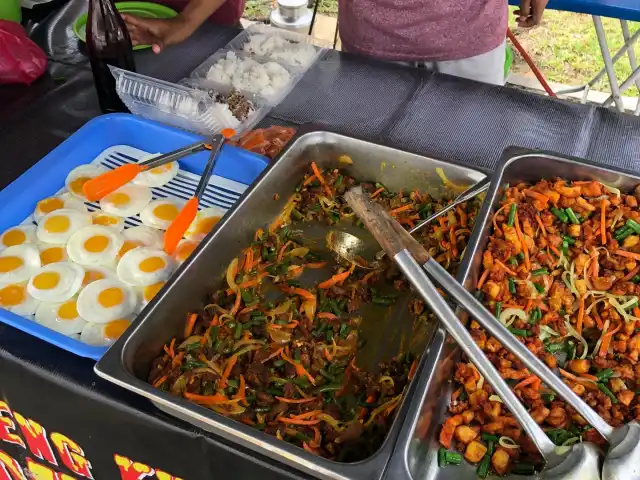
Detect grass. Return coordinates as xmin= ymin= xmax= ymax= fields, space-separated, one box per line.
xmin=509 ymin=8 xmax=640 ymax=95
xmin=245 ymin=0 xmax=337 ymax=22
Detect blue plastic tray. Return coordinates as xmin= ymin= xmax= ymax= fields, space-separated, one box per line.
xmin=0 ymin=113 xmax=269 ymax=360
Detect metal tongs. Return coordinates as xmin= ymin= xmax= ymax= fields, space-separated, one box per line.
xmin=344 ymin=187 xmax=613 ymax=479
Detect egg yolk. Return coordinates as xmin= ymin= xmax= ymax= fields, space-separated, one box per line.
xmin=2 ymin=229 xmax=26 ymax=247
xmin=139 ymin=256 xmax=165 ymax=273
xmin=44 ymin=215 xmax=70 ymax=233
xmin=69 ymin=176 xmax=91 ymax=195
xmin=0 ymin=256 xmax=24 ymax=273
xmin=84 ymin=235 xmax=109 ymax=253
xmin=107 ymin=192 xmax=131 ymax=207
xmin=104 ymin=319 xmax=131 ymax=340
xmin=82 ymin=270 xmax=104 ymax=286
xmin=40 ymin=247 xmax=64 ymax=265
xmin=192 ymin=216 xmax=220 ymax=237
xmin=153 ymin=203 xmax=179 ymax=222
xmin=93 ymin=215 xmax=118 ymax=226
xmin=37 ymin=197 xmax=65 ymax=214
xmin=0 ymin=285 xmax=25 ymax=307
xmin=150 ymin=164 xmax=173 ymax=175
xmin=98 ymin=287 xmax=123 ymax=308
xmin=57 ymin=300 xmax=79 ymax=320
xmin=143 ymin=281 xmax=165 ymax=302
xmin=176 ymin=242 xmax=197 ymax=262
xmin=33 ymin=271 xmax=60 ymax=290
xmin=118 ymin=240 xmax=141 ymax=258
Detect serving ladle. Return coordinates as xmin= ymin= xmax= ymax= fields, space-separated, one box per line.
xmin=327 ymin=178 xmax=490 ymax=269
xmin=345 ymin=187 xmax=640 ymax=480
xmin=342 ymin=188 xmax=601 ymax=479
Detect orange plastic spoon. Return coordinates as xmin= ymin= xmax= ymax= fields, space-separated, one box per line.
xmin=82 ymin=140 xmax=210 ymax=202
xmin=164 ymin=129 xmax=235 ymax=255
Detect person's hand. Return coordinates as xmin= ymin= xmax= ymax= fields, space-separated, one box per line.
xmin=121 ymin=15 xmax=195 ymax=54
xmin=514 ymin=0 xmax=548 ymax=28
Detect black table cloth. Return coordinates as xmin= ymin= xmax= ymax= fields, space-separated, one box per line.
xmin=2 ymin=9 xmax=640 ymax=479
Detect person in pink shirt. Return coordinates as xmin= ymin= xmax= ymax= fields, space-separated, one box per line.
xmin=124 ymin=0 xmax=547 ymax=85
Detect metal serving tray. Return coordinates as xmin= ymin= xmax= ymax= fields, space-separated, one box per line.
xmin=384 ymin=147 xmax=640 ymax=480
xmin=95 ymin=126 xmax=485 ymax=480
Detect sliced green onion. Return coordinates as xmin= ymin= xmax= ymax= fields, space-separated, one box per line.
xmin=541 ymin=393 xmax=556 ymax=403
xmin=562 ymin=240 xmax=569 ymax=256
xmin=562 ymin=235 xmax=576 ymax=245
xmin=481 ymin=433 xmax=499 ymax=442
xmin=598 ymin=383 xmax=618 ymax=403
xmin=508 ymin=327 xmax=530 ymax=337
xmin=444 ymin=451 xmax=462 ymax=465
xmin=512 ymin=462 xmax=536 ymax=475
xmin=626 ymin=219 xmax=640 ymax=234
xmin=534 ymin=283 xmax=545 ymax=293
xmin=509 ymin=256 xmax=518 ymax=266
xmin=632 ymin=275 xmax=640 ymax=284
xmin=551 ymin=207 xmax=569 ymax=223
xmin=516 ymin=252 xmax=525 ymax=261
xmin=477 ymin=455 xmax=491 ymax=478
xmin=595 ymin=368 xmax=614 ymax=381
xmin=565 ymin=207 xmax=580 ymax=225
xmin=615 ymin=227 xmax=633 ymax=242
xmin=438 ymin=448 xmax=447 ymax=468
xmin=487 ymin=440 xmax=495 ymax=456
xmin=507 ymin=204 xmax=517 ymax=227
xmin=532 ymin=268 xmax=549 ymax=276
xmin=508 ymin=278 xmax=516 ymax=294
xmin=495 ymin=302 xmax=502 ymax=319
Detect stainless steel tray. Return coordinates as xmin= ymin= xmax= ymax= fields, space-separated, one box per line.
xmin=384 ymin=147 xmax=640 ymax=480
xmin=95 ymin=126 xmax=485 ymax=480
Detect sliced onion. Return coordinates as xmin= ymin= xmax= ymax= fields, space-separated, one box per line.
xmin=539 ymin=325 xmax=560 ymax=342
xmin=269 ymin=300 xmax=293 ymax=316
xmin=564 ymin=316 xmax=589 ymax=360
xmin=603 ymin=184 xmax=621 ymax=197
xmin=378 ymin=375 xmax=395 ymax=387
xmin=498 ymin=436 xmax=520 ymax=449
xmin=499 ymin=308 xmax=529 ymax=327
xmin=227 ymin=257 xmax=239 ymax=292
xmin=592 ymin=319 xmax=610 ymax=359
xmin=488 ymin=394 xmax=503 ymax=403
xmin=178 ymin=335 xmax=203 ymax=349
xmin=268 ymin=326 xmax=292 ymax=344
xmin=302 ymin=298 xmax=316 ymax=322
xmin=287 ymin=247 xmax=309 ymax=257
xmin=605 ymin=295 xmax=640 ymax=323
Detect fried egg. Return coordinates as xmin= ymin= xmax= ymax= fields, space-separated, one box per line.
xmin=0 ymin=245 xmax=41 ymax=284
xmin=174 ymin=239 xmax=200 ymax=266
xmin=138 ymin=281 xmax=166 ymax=311
xmin=38 ymin=243 xmax=68 ymax=266
xmin=184 ymin=206 xmax=226 ymax=241
xmin=99 ymin=185 xmax=152 ymax=218
xmin=139 ymin=198 xmax=184 ymax=230
xmin=27 ymin=262 xmax=84 ymax=302
xmin=36 ymin=209 xmax=92 ymax=245
xmin=0 ymin=225 xmax=37 ymax=250
xmin=34 ymin=193 xmax=87 ymax=223
xmin=118 ymin=226 xmax=164 ymax=259
xmin=0 ymin=283 xmax=40 ymax=316
xmin=133 ymin=155 xmax=179 ymax=188
xmin=80 ymin=317 xmax=133 ymax=346
xmin=82 ymin=265 xmax=117 ymax=287
xmin=77 ymin=279 xmax=137 ymax=323
xmin=66 ymin=226 xmax=123 ymax=266
xmin=117 ymin=247 xmax=172 ymax=287
xmin=92 ymin=211 xmax=125 ymax=231
xmin=34 ymin=297 xmax=87 ymax=335
xmin=65 ymin=165 xmax=108 ymax=200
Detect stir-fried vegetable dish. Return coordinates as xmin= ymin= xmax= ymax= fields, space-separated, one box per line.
xmin=148 ymin=161 xmax=482 ymax=461
xmin=439 ymin=179 xmax=640 ymax=477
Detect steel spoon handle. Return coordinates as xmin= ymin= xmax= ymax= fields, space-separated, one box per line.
xmin=394 ymin=250 xmax=558 ymax=458
xmin=141 ymin=140 xmax=209 ymax=168
xmin=424 ymin=257 xmax=616 ymax=441
xmin=408 ymin=178 xmax=490 ymax=235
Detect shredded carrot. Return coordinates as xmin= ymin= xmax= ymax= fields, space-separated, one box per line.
xmin=451 ymin=388 xmax=462 ymax=402
xmin=237 ymin=272 xmax=269 ymax=290
xmin=324 ymin=347 xmax=333 ymax=361
xmin=477 ymin=269 xmax=490 ymax=290
xmin=302 ymin=174 xmax=317 ymax=186
xmin=184 ymin=313 xmax=198 ymax=338
xmin=291 ymin=410 xmax=323 ymax=420
xmin=317 ymin=312 xmax=338 ymax=320
xmin=361 ymin=270 xmax=382 ymax=284
xmin=535 ymin=214 xmax=547 ymax=237
xmin=514 ymin=212 xmax=531 ymax=270
xmin=277 ymin=240 xmax=293 ymax=261
xmin=275 ymin=396 xmax=318 ymax=404
xmin=184 ymin=392 xmax=230 ymax=405
xmin=281 ymin=350 xmax=316 ymax=385
xmin=244 ymin=247 xmax=254 ymax=273
xmin=153 ymin=375 xmax=167 ymax=388
xmin=550 ymin=244 xmax=561 ymax=258
xmin=172 ymin=351 xmax=184 ymax=367
xmin=311 ymin=427 xmax=321 ymax=448
xmin=280 ymin=286 xmax=316 ymax=301
xmin=370 ymin=187 xmax=385 ymax=199
xmin=634 ymin=307 xmax=640 ymax=318
xmin=601 ymin=199 xmax=607 ymax=245
xmin=261 ymin=347 xmax=284 ymax=364
xmin=390 ymin=204 xmax=413 ymax=215
xmin=318 ymin=265 xmax=354 ymax=289
xmin=311 ymin=162 xmax=332 ymax=198
xmin=580 ymin=373 xmax=599 ymax=381
xmin=523 ymin=189 xmax=549 ymax=205
xmin=500 ymin=303 xmax=523 ymax=309
xmin=559 ymin=369 xmax=595 ymax=385
xmin=614 ymin=249 xmax=640 ymax=261
xmin=218 ymin=354 xmax=237 ymax=389
xmin=495 ymin=259 xmax=517 ymax=277
xmin=620 ymin=267 xmax=640 ymax=283
xmin=525 ymin=298 xmax=533 ymax=313
xmin=230 ymin=291 xmax=242 ymax=316
xmin=305 ymin=262 xmax=328 ymax=269
xmin=456 ymin=205 xmax=468 ymax=228
xmin=576 ymin=295 xmax=585 ymax=335
xmin=408 ymin=359 xmax=419 ymax=380
xmin=592 ymin=306 xmax=604 ymax=330
xmin=233 ymin=374 xmax=247 ymax=406
xmin=600 ymin=322 xmax=622 ymax=357
xmin=303 ymin=442 xmax=318 ymax=454
xmin=514 ymin=375 xmax=539 ymax=390
xmin=279 ymin=417 xmax=321 ymax=426
xmin=254 ymin=228 xmax=264 ymax=242
xmin=449 ymin=226 xmax=458 ymax=259
xmin=492 ymin=202 xmax=513 ymax=235
xmin=165 ymin=338 xmax=176 ymax=358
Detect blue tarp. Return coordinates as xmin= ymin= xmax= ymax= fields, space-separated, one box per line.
xmin=508 ymin=0 xmax=640 ymax=22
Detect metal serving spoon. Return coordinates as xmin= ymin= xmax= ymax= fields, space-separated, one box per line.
xmin=326 ymin=178 xmax=490 ymax=269
xmin=345 ymin=187 xmax=640 ymax=480
xmin=343 ymin=187 xmax=601 ymax=479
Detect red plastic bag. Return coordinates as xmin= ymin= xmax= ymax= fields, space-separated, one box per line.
xmin=0 ymin=20 xmax=48 ymax=85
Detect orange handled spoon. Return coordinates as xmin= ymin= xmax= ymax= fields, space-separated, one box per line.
xmin=163 ymin=129 xmax=235 ymax=255
xmin=82 ymin=140 xmax=211 ymax=202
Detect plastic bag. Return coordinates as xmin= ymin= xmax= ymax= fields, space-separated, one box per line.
xmin=0 ymin=20 xmax=48 ymax=85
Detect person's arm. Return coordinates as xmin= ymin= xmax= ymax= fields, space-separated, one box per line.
xmin=122 ymin=0 xmax=226 ymax=53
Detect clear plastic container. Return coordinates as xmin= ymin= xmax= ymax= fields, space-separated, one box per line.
xmin=110 ymin=66 xmax=271 ymax=136
xmin=223 ymin=23 xmax=328 ymax=69
xmin=182 ymin=50 xmax=305 ymax=106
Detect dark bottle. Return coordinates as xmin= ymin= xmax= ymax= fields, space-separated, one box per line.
xmin=86 ymin=0 xmax=136 ymax=113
